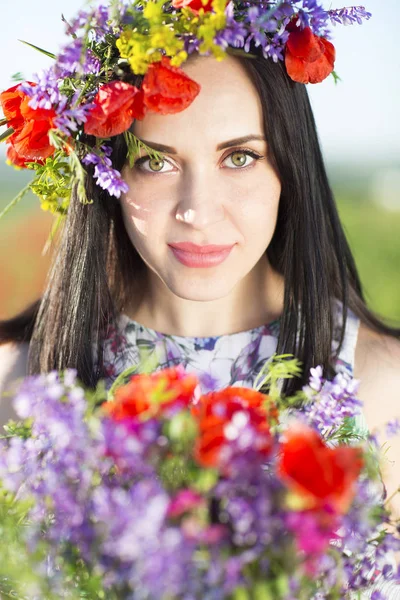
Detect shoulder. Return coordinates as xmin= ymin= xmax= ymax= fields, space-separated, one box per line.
xmin=354 ymin=322 xmax=400 ymax=420
xmin=354 ymin=323 xmax=400 ymax=515
xmin=354 ymin=322 xmax=400 ymax=394
xmin=0 ymin=342 xmax=30 ymax=420
xmin=0 ymin=341 xmax=30 ymax=380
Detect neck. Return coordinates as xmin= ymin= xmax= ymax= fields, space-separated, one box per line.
xmin=124 ymin=256 xmax=285 ymax=337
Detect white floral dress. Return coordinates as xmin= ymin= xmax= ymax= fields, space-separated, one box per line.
xmin=101 ymin=299 xmax=359 ymax=393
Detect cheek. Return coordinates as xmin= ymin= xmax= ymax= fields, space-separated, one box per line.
xmin=120 ymin=189 xmax=168 ymax=242
xmin=227 ymin=176 xmax=281 ymax=238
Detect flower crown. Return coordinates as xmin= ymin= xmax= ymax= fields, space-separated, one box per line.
xmin=0 ymin=0 xmax=371 ymax=220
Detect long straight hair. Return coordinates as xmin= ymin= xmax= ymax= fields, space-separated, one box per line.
xmin=1 ymin=52 xmax=399 ymax=395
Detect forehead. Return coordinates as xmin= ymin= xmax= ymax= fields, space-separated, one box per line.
xmin=132 ymin=54 xmax=265 ymax=148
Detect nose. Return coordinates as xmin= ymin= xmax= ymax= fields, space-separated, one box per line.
xmin=174 ymin=174 xmax=225 ymax=229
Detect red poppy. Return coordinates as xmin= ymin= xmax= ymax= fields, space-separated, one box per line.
xmin=84 ymin=81 xmax=146 ymax=138
xmin=192 ymin=387 xmax=275 ymax=468
xmin=103 ymin=365 xmax=199 ymax=422
xmin=5 ymin=145 xmax=29 ymax=168
xmin=0 ymin=82 xmax=28 ymax=131
xmin=142 ymin=56 xmax=201 ymax=115
xmin=0 ymin=82 xmax=56 ymax=161
xmin=285 ymin=20 xmax=335 ymax=84
xmin=171 ymin=0 xmax=214 ymax=12
xmin=278 ymin=423 xmax=364 ymax=514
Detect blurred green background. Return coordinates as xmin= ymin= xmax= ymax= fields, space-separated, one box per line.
xmin=0 ymin=158 xmax=399 ymax=326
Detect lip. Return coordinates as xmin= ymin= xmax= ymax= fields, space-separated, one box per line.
xmin=168 ymin=242 xmax=235 ymax=268
xmin=169 ymin=242 xmax=235 ymax=254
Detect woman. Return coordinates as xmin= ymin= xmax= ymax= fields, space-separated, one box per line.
xmin=0 ymin=0 xmax=399 ymax=583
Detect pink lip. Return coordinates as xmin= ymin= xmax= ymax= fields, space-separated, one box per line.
xmin=169 ymin=242 xmax=235 ymax=254
xmin=168 ymin=242 xmax=235 ymax=268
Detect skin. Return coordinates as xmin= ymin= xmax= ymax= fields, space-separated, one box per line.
xmin=120 ymin=53 xmax=285 ymax=337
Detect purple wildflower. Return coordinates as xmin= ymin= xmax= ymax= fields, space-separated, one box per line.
xmin=309 ymin=365 xmax=323 ymax=391
xmin=64 ymin=5 xmax=113 ymax=42
xmin=299 ymin=0 xmax=330 ymax=37
xmin=301 ymin=368 xmax=363 ymax=437
xmin=19 ymin=68 xmax=64 ymax=110
xmin=329 ymin=6 xmax=372 ymax=27
xmin=82 ymin=146 xmax=129 ymax=198
xmin=56 ymin=38 xmax=101 ymax=77
xmin=385 ymin=418 xmax=400 ymax=439
xmin=214 ymin=2 xmax=247 ymax=49
xmin=371 ymin=592 xmax=386 ymax=600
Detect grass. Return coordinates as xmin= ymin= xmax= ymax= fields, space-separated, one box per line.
xmin=336 ymin=195 xmax=400 ymax=326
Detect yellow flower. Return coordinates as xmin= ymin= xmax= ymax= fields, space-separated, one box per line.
xmin=170 ymin=50 xmax=188 ymax=67
xmin=150 ymin=24 xmax=185 ymax=57
xmin=143 ymin=0 xmax=165 ymax=24
xmin=117 ymin=31 xmax=154 ymax=74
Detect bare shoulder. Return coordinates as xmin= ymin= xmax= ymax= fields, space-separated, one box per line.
xmin=354 ymin=323 xmax=400 ymax=518
xmin=354 ymin=322 xmax=400 ymax=385
xmin=354 ymin=321 xmax=400 ymax=427
xmin=0 ymin=342 xmax=30 ymax=389
xmin=0 ymin=342 xmax=30 ymax=421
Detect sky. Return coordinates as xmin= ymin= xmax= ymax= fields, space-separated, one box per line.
xmin=0 ymin=0 xmax=399 ymax=165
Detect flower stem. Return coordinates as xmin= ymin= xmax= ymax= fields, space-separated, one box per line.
xmin=0 ymin=181 xmax=33 ymax=221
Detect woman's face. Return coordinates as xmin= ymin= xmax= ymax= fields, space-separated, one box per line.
xmin=120 ymin=54 xmax=281 ymax=302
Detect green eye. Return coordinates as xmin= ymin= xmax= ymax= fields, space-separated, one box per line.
xmin=230 ymin=152 xmax=247 ymax=167
xmin=148 ymin=157 xmax=165 ymax=172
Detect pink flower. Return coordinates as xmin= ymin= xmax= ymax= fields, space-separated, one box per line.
xmin=166 ymin=489 xmax=204 ymax=518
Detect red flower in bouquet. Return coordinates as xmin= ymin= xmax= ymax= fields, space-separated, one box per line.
xmin=103 ymin=365 xmax=199 ymax=421
xmin=192 ymin=387 xmax=276 ymax=468
xmin=171 ymin=0 xmax=214 ymax=12
xmin=84 ymin=81 xmax=146 ymax=138
xmin=285 ymin=19 xmax=335 ymax=84
xmin=0 ymin=82 xmax=57 ymax=161
xmin=142 ymin=56 xmax=201 ymax=115
xmin=278 ymin=423 xmax=364 ymax=514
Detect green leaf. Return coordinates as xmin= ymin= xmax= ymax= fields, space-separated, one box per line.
xmin=231 ymin=587 xmax=251 ymax=600
xmin=253 ymin=353 xmax=303 ymax=398
xmin=0 ymin=127 xmax=14 ymax=143
xmin=331 ymin=70 xmax=342 ymax=85
xmin=18 ymin=40 xmax=56 ymax=60
xmin=107 ymin=364 xmax=139 ymax=400
xmin=41 ymin=212 xmax=65 ymax=257
xmin=11 ymin=72 xmax=25 ymax=82
xmin=124 ymin=130 xmax=165 ymax=168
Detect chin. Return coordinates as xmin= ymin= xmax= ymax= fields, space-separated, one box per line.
xmin=164 ymin=274 xmax=237 ymax=302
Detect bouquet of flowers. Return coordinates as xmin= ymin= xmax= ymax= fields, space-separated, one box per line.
xmin=0 ymin=356 xmax=399 ymax=599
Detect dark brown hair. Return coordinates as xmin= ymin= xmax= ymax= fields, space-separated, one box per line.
xmin=1 ymin=50 xmax=399 ymax=395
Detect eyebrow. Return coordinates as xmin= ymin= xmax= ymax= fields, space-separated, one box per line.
xmin=136 ymin=135 xmax=266 ymax=154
